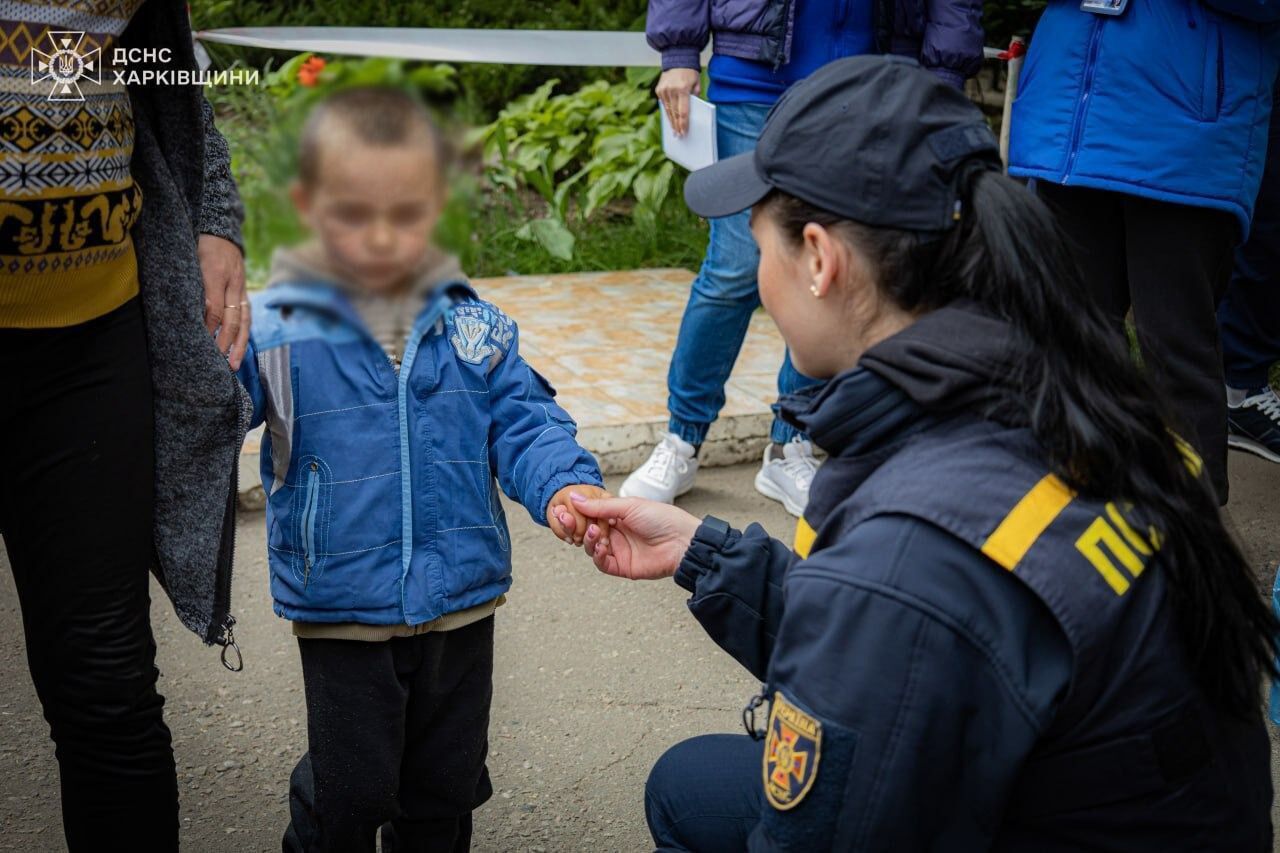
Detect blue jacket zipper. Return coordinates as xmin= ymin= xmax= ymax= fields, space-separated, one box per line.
xmin=396 ymin=298 xmax=452 ymax=624
xmin=1064 ymin=16 xmax=1105 ymax=184
xmin=301 ymin=461 xmax=319 ymax=588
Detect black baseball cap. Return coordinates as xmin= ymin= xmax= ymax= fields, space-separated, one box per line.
xmin=684 ymin=55 xmax=1001 ymax=231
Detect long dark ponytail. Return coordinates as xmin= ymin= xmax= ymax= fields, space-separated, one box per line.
xmin=765 ymin=170 xmax=1277 ymax=716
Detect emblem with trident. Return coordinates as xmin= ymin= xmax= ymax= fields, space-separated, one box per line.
xmin=31 ymin=31 xmax=101 ymax=102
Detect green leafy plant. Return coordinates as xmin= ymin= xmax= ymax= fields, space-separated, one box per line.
xmin=476 ymin=68 xmax=677 ymax=261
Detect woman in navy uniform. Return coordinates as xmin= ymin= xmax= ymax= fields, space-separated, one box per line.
xmin=561 ymin=56 xmax=1277 ymax=851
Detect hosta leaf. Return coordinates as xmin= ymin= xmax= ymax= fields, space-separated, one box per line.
xmin=530 ymin=217 xmax=576 ymax=260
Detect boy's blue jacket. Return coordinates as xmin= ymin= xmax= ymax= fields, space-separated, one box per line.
xmin=236 ymin=272 xmax=602 ymax=626
xmin=1010 ymin=0 xmax=1280 ymax=237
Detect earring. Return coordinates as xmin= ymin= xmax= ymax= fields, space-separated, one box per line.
xmin=810 ymin=283 xmax=821 ymax=297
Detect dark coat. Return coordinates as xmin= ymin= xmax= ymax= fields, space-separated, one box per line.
xmin=675 ymin=305 xmax=1272 ymax=849
xmin=120 ymin=0 xmax=250 ymax=648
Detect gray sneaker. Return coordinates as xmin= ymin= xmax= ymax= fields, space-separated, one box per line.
xmin=754 ymin=437 xmax=819 ymax=517
xmin=619 ymin=432 xmax=699 ymax=503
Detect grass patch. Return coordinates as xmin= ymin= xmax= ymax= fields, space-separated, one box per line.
xmin=440 ymin=181 xmax=708 ymax=278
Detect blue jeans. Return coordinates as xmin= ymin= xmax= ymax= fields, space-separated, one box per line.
xmin=645 ymin=734 xmax=762 ymax=852
xmin=667 ymin=102 xmax=821 ymax=447
xmin=1219 ymin=79 xmax=1280 ymax=391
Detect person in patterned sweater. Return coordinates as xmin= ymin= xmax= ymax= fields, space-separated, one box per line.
xmin=0 ymin=2 xmax=249 ymax=850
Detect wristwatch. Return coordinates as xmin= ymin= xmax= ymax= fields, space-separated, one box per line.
xmin=694 ymin=515 xmax=732 ymax=551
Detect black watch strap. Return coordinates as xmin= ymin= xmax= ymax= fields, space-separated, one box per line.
xmin=695 ymin=515 xmax=732 ymax=550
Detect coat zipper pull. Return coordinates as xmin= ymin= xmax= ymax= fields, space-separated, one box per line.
xmin=220 ymin=619 xmax=243 ymax=672
xmin=742 ymin=686 xmax=769 ymax=740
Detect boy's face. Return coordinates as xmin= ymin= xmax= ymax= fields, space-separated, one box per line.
xmin=292 ymin=129 xmax=444 ymax=294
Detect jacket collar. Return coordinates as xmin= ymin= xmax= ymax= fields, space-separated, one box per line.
xmin=780 ymin=301 xmax=1027 ymax=460
xmin=261 ymin=278 xmax=478 ymax=335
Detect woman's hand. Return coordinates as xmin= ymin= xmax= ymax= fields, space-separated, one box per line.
xmin=570 ymin=492 xmax=701 ymax=581
xmin=656 ymin=68 xmax=701 ymax=137
xmin=198 ymin=234 xmax=249 ymax=370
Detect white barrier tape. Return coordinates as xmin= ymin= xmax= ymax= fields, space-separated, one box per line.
xmin=196 ymin=26 xmax=1008 ymax=67
xmin=196 ymin=27 xmax=685 ymax=67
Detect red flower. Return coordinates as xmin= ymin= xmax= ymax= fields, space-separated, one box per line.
xmin=298 ymin=56 xmax=326 ymax=87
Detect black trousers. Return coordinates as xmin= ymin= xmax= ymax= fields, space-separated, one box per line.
xmin=1038 ymin=184 xmax=1237 ymax=504
xmin=0 ymin=297 xmax=178 ymax=851
xmin=284 ymin=616 xmax=496 ymax=853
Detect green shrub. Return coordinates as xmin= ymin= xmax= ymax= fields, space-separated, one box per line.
xmin=475 ymin=68 xmax=676 ymax=261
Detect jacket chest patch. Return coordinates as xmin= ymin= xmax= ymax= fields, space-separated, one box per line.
xmin=764 ymin=691 xmax=821 ymax=811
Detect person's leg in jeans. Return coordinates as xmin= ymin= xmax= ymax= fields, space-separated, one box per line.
xmin=666 ymin=101 xmax=775 ymax=448
xmin=388 ymin=616 xmax=494 ymax=852
xmin=645 ymin=734 xmax=763 ymax=852
xmin=1124 ymin=195 xmax=1237 ymax=503
xmin=1219 ymin=80 xmax=1280 ymax=463
xmin=0 ymin=297 xmax=178 ymax=852
xmin=1221 ymin=79 xmax=1280 ymax=393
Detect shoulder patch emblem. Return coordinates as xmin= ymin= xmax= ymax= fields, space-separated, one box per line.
xmin=450 ymin=306 xmax=497 ymax=365
xmin=763 ymin=691 xmax=821 ymax=811
xmin=449 ymin=303 xmax=515 ymax=366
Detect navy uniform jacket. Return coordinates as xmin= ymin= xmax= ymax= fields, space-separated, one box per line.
xmin=674 ymin=304 xmax=1272 ymax=851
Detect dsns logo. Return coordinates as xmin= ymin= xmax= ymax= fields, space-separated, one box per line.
xmin=30 ymin=31 xmax=101 ymax=102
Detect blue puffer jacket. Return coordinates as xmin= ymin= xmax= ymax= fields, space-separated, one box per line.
xmin=646 ymin=0 xmax=984 ymax=88
xmin=1010 ymin=0 xmax=1280 ymax=236
xmin=235 ymin=280 xmax=603 ymax=626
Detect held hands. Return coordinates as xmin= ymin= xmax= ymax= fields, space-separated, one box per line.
xmin=569 ymin=491 xmax=701 ymax=581
xmin=548 ymin=484 xmax=612 ymax=546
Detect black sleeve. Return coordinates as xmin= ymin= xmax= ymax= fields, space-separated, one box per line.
xmin=675 ymin=517 xmax=796 ymax=681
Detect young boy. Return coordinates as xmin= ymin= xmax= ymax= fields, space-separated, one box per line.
xmin=235 ymin=86 xmax=608 ymax=852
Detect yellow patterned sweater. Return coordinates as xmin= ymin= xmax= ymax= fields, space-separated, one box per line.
xmin=0 ymin=0 xmax=147 ymax=328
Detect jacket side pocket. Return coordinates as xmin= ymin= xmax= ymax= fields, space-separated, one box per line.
xmin=293 ymin=456 xmax=330 ymax=589
xmin=1201 ymin=23 xmax=1224 ymax=121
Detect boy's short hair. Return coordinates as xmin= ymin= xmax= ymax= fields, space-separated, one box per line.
xmin=297 ymin=86 xmax=446 ymax=186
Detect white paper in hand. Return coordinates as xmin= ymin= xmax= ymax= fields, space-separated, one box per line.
xmin=660 ymin=95 xmax=717 ymax=172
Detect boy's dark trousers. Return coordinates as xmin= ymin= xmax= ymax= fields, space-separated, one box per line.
xmin=283 ymin=616 xmax=496 ymax=853
xmin=1037 ymin=183 xmax=1238 ymax=504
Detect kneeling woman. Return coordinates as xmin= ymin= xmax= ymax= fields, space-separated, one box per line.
xmin=565 ymin=57 xmax=1276 ymax=851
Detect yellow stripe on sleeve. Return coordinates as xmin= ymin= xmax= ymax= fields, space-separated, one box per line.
xmin=981 ymin=474 xmax=1076 ymax=571
xmin=794 ymin=516 xmax=817 ymax=559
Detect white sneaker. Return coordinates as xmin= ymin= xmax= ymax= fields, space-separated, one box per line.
xmin=754 ymin=437 xmax=819 ymax=517
xmin=619 ymin=432 xmax=699 ymax=503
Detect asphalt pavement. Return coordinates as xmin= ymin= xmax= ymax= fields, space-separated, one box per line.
xmin=1 ymin=456 xmax=1278 ymax=851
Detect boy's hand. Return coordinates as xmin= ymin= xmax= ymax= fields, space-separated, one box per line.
xmin=548 ymin=484 xmax=611 ymax=546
